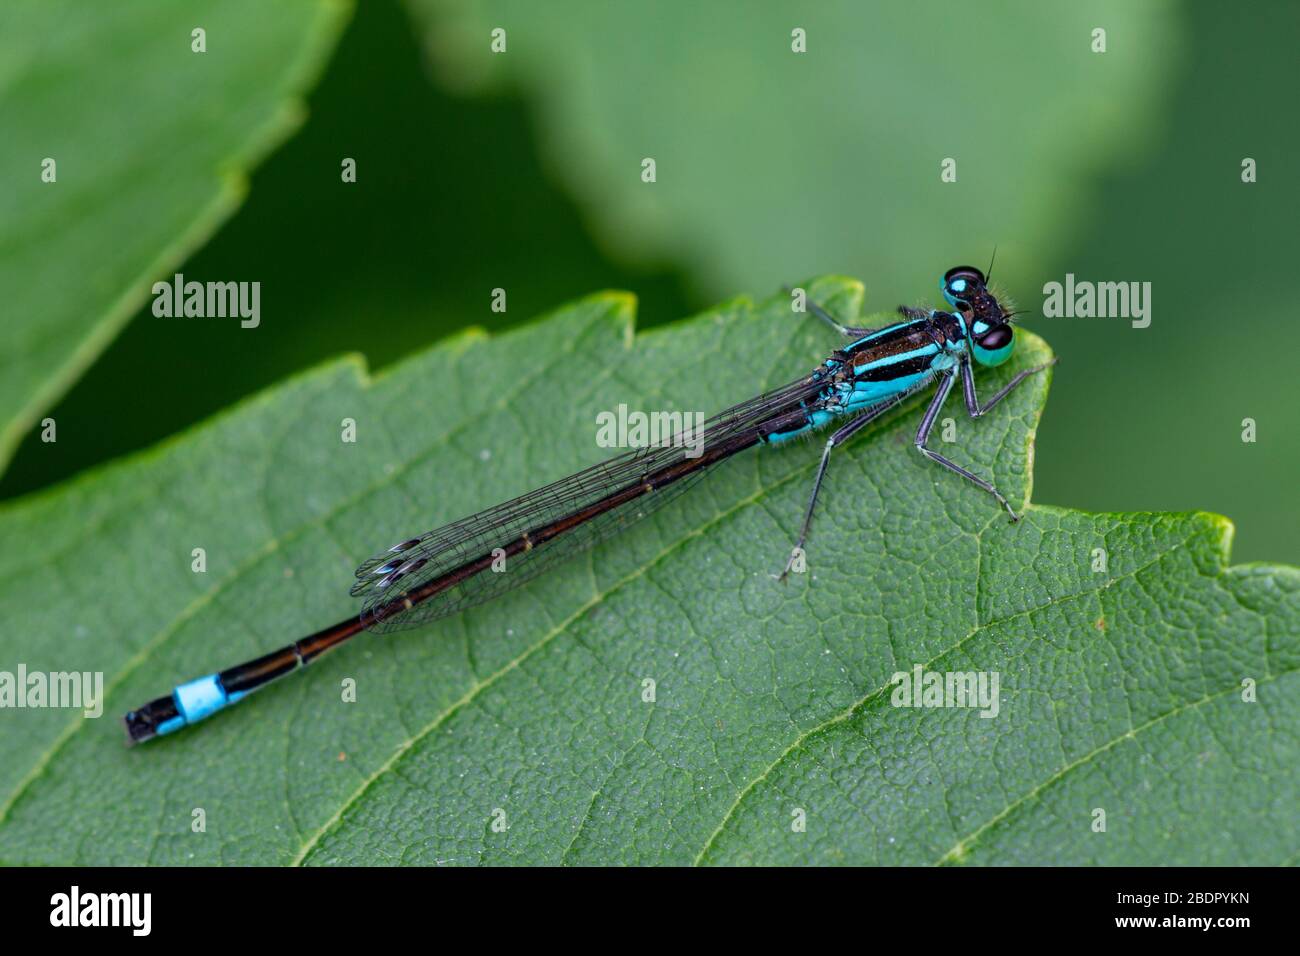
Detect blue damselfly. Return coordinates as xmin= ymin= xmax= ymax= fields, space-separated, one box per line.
xmin=124 ymin=266 xmax=1053 ymax=743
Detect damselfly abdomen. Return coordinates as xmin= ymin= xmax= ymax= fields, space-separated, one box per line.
xmin=123 ymin=266 xmax=1054 ymax=743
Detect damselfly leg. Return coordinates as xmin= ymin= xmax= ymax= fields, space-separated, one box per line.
xmin=913 ymin=368 xmax=1018 ymax=520
xmin=775 ymin=399 xmax=901 ymax=581
xmin=961 ymin=355 xmax=1058 ymax=418
xmin=783 ymin=284 xmax=880 ymax=338
xmin=915 ymin=357 xmax=1052 ymax=522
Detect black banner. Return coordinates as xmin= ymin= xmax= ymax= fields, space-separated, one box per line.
xmin=0 ymin=865 xmax=1280 ymax=942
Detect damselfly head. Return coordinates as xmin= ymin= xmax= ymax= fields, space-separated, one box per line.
xmin=945 ymin=266 xmax=1012 ymax=323
xmin=943 ymin=265 xmax=1017 ymax=367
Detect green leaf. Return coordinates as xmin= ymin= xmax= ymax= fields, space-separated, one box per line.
xmin=0 ymin=0 xmax=350 ymax=473
xmin=0 ymin=279 xmax=1295 ymax=865
xmin=407 ymin=0 xmax=1180 ymax=297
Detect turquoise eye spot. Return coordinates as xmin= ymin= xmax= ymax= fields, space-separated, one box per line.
xmin=950 ymin=279 xmax=967 ymax=293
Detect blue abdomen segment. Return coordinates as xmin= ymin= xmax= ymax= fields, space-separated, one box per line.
xmin=157 ymin=674 xmax=244 ymax=735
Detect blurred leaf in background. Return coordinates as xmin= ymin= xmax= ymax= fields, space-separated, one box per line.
xmin=411 ymin=0 xmax=1178 ymax=301
xmin=4 ymin=0 xmax=1295 ymax=569
xmin=1031 ymin=0 xmax=1300 ymax=566
xmin=0 ymin=0 xmax=694 ymax=502
xmin=0 ymin=0 xmax=349 ymax=471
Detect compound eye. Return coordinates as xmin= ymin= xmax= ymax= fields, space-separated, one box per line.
xmin=941 ymin=265 xmax=986 ymax=308
xmin=944 ymin=266 xmax=986 ymax=294
xmin=976 ymin=324 xmax=1013 ymax=351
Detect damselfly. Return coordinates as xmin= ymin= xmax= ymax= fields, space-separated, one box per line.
xmin=124 ymin=266 xmax=1054 ymax=743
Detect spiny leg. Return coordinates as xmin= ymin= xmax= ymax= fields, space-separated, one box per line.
xmin=916 ymin=370 xmax=1019 ymax=521
xmin=783 ymin=285 xmax=880 ymax=338
xmin=961 ymin=355 xmax=1057 ymax=418
xmin=775 ymin=402 xmax=895 ymax=581
xmin=898 ymin=305 xmax=931 ymax=320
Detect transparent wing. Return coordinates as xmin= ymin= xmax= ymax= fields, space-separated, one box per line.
xmin=351 ymin=372 xmax=826 ymax=633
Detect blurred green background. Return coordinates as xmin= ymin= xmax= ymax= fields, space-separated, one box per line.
xmin=3 ymin=0 xmax=1295 ymax=564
